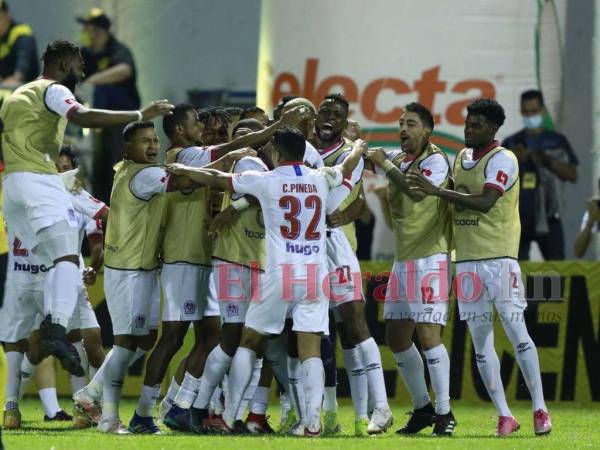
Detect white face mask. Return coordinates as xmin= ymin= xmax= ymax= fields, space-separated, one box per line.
xmin=523 ymin=114 xmax=544 ymax=129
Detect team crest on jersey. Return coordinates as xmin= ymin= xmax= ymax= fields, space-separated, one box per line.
xmin=226 ymin=303 xmax=239 ymax=317
xmin=67 ymin=208 xmax=77 ymax=223
xmin=134 ymin=314 xmax=146 ymax=328
xmin=183 ymin=300 xmax=197 ymax=315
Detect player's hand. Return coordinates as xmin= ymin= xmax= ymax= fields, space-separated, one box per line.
xmin=209 ymin=205 xmax=241 ymax=234
xmin=141 ymin=99 xmax=175 ymax=120
xmin=374 ymin=185 xmax=389 ymax=200
xmin=352 ymin=138 xmax=369 ymax=155
xmin=228 ymin=148 xmax=257 ymax=161
xmin=587 ymin=199 xmax=600 ymax=222
xmin=280 ymin=105 xmax=309 ymax=126
xmin=406 ymin=170 xmax=438 ymax=196
xmin=327 ymin=210 xmax=350 ymax=228
xmin=83 ymin=267 xmax=97 ymax=285
xmin=166 ymin=163 xmax=189 ymax=175
xmin=530 ymin=150 xmax=550 ymax=168
xmin=366 ymin=148 xmax=387 ymax=166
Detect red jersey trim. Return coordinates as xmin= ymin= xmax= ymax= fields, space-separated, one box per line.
xmin=473 ymin=140 xmax=499 ymax=160
xmin=66 ymin=104 xmax=81 ymax=121
xmin=277 ymin=161 xmax=304 ymax=166
xmin=484 ymin=182 xmax=504 ymax=195
xmin=92 ymin=205 xmax=109 ymax=220
xmin=319 ymin=138 xmax=345 ymax=155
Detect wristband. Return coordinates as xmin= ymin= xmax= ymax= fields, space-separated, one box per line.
xmin=231 ymin=197 xmax=250 ymax=211
xmin=135 ymin=110 xmax=143 ymax=121
xmin=381 ymin=159 xmax=396 ymax=174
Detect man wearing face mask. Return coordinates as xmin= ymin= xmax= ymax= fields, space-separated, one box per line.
xmin=502 ymin=90 xmax=578 ymax=260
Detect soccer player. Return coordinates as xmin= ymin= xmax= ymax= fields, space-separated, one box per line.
xmin=240 ymin=106 xmax=269 ymax=126
xmin=0 ymin=39 xmax=172 ymax=376
xmin=314 ymin=94 xmax=392 ymax=436
xmin=407 ymin=98 xmax=552 ymax=437
xmin=366 ymin=102 xmax=455 ymax=436
xmin=167 ymin=127 xmax=367 ymax=436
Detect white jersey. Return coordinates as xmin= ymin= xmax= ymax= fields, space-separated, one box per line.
xmin=231 ymin=162 xmax=343 ymax=272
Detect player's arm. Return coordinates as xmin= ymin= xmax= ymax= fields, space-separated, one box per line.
xmin=334 ymin=139 xmax=368 ymax=178
xmin=82 ymin=233 xmax=104 ymax=286
xmin=203 ymin=148 xmax=257 ymax=171
xmin=574 ymin=201 xmax=599 ymax=258
xmin=166 ymin=164 xmax=232 ymax=191
xmin=327 ymin=184 xmax=366 ymax=228
xmin=84 ymin=63 xmax=132 ymax=86
xmin=366 ymin=148 xmax=424 ymax=201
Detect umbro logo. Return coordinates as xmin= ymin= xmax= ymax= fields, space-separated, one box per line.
xmin=427 ymin=358 xmax=440 ymax=365
xmin=517 ymin=342 xmax=531 ymax=353
xmin=475 ymin=353 xmax=486 ymax=363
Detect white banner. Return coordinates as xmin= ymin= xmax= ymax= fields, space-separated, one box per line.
xmin=257 ymin=0 xmax=563 ymax=153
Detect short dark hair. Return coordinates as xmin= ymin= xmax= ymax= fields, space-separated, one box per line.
xmin=404 ymin=102 xmax=434 ymax=130
xmin=58 ymin=145 xmax=78 ymax=168
xmin=521 ymin=89 xmax=545 ymax=106
xmin=41 ymin=40 xmax=80 ymax=67
xmin=163 ymin=103 xmax=195 ymax=138
xmin=0 ymin=1 xmax=9 ymax=12
xmin=323 ymin=93 xmax=349 ymax=112
xmin=273 ymin=126 xmax=306 ymax=160
xmin=240 ymin=106 xmax=266 ymax=120
xmin=224 ymin=106 xmax=244 ymax=117
xmin=197 ymin=107 xmax=230 ymax=128
xmin=232 ymin=118 xmax=264 ymax=136
xmin=466 ymin=98 xmax=506 ymax=127
xmin=123 ymin=121 xmax=155 ymax=142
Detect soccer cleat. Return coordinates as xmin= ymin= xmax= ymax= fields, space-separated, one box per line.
xmin=73 ymin=388 xmax=102 ymax=425
xmin=40 ymin=317 xmax=85 ymax=377
xmin=323 ymin=410 xmax=341 ymax=435
xmin=354 ymin=418 xmax=369 ymax=437
xmin=289 ymin=421 xmax=321 ymax=437
xmin=3 ymin=408 xmax=21 ymax=429
xmin=367 ymin=406 xmax=393 ymax=435
xmin=245 ymin=413 xmax=274 ymax=434
xmin=278 ymin=409 xmax=297 ymax=434
xmin=163 ymin=405 xmax=192 ymax=431
xmin=189 ymin=407 xmax=209 ymax=434
xmin=396 ymin=403 xmax=436 ymax=434
xmin=496 ymin=416 xmax=520 ymax=436
xmin=128 ymin=412 xmax=162 ymax=434
xmin=97 ymin=418 xmax=131 ymax=434
xmin=204 ymin=415 xmax=236 ymax=434
xmin=158 ymin=396 xmax=174 ymax=422
xmin=533 ymin=409 xmax=552 ymax=436
xmin=73 ymin=407 xmax=93 ymax=429
xmin=432 ymin=410 xmax=457 ymax=436
xmin=44 ymin=410 xmax=73 ymax=422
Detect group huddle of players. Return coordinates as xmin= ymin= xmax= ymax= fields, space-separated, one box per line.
xmin=0 ymin=39 xmax=552 ymax=439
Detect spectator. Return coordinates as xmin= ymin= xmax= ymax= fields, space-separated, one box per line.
xmin=0 ymin=0 xmax=38 ymax=85
xmin=502 ymin=90 xmax=578 ymax=260
xmin=76 ymin=8 xmax=141 ymax=203
xmin=574 ymin=179 xmax=600 ymax=258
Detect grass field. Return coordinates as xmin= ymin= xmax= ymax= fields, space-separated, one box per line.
xmin=4 ymin=398 xmax=599 ymax=450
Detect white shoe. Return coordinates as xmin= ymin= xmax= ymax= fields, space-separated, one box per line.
xmin=158 ymin=397 xmax=173 ymax=422
xmin=367 ymin=407 xmax=393 ymax=435
xmin=73 ymin=388 xmax=102 ymax=425
xmin=97 ymin=418 xmax=130 ymax=434
xmin=288 ymin=421 xmax=308 ymax=436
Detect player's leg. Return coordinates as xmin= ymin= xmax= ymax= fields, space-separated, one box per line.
xmin=295 ymin=331 xmax=324 ymax=436
xmin=0 ymin=345 xmax=6 ymax=447
xmin=80 ymin=327 xmax=105 ymax=379
xmin=245 ymin=363 xmax=275 ymax=434
xmin=2 ymin=341 xmax=25 ymax=429
xmin=286 ymin=327 xmax=307 ymax=428
xmin=66 ymin=330 xmax=88 ymax=395
xmin=321 ymin=330 xmax=340 ymax=435
xmin=34 ymin=356 xmax=72 ymax=422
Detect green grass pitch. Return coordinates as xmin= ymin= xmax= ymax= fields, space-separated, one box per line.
xmin=4 ymin=398 xmax=599 ymax=449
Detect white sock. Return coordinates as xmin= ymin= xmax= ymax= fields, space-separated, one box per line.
xmin=423 ymin=344 xmax=451 ymax=414
xmin=210 ymin=386 xmax=224 ymax=415
xmin=265 ymin=335 xmax=289 ymax=388
xmin=193 ymin=345 xmax=232 ymax=409
xmin=39 ymin=387 xmax=62 ymax=418
xmin=468 ymin=322 xmax=512 ymax=417
xmin=502 ymin=319 xmax=547 ymax=412
xmin=5 ymin=351 xmax=24 ymax=405
xmin=128 ymin=348 xmax=146 ymax=367
xmin=236 ymin=358 xmax=263 ymax=420
xmin=323 ymin=386 xmax=337 ymax=412
xmin=249 ymin=386 xmax=270 ymax=415
xmin=136 ymin=384 xmax=161 ymax=417
xmin=280 ymin=391 xmax=292 ymax=418
xmin=301 ymin=357 xmax=324 ymax=426
xmin=86 ymin=349 xmax=112 ymax=400
xmin=393 ymin=344 xmax=431 ymax=409
xmin=342 ymin=347 xmax=368 ymax=419
xmin=174 ymin=372 xmax=201 ymax=409
xmin=165 ymin=377 xmax=179 ymax=403
xmin=223 ymin=347 xmax=256 ymax=425
xmin=356 ymin=337 xmax=388 ymax=409
xmin=19 ymin=354 xmax=37 ymax=400
xmin=102 ymin=346 xmax=134 ymax=421
xmin=70 ymin=341 xmax=88 ymax=394
xmin=46 ymin=261 xmax=80 ymax=326
xmin=287 ymin=356 xmax=306 ymax=423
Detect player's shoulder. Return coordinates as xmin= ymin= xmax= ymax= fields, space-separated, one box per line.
xmin=492 ymin=147 xmax=518 ymax=164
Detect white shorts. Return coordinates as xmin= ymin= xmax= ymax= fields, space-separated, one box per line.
xmin=384 ymin=253 xmax=450 ymax=325
xmin=160 ymin=263 xmax=212 ymax=321
xmin=212 ymin=260 xmax=260 ymax=324
xmin=3 ymin=172 xmax=79 ymax=262
xmin=0 ymin=286 xmax=44 ymax=342
xmin=104 ymin=268 xmax=160 ymax=336
xmin=326 ymin=231 xmax=363 ymax=311
xmin=70 ymin=287 xmax=100 ymax=330
xmin=204 ymin=270 xmax=221 ymax=318
xmin=245 ymin=266 xmax=329 ymax=335
xmin=455 ymin=258 xmax=527 ymax=325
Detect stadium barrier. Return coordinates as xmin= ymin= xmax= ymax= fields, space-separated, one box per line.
xmin=48 ymin=261 xmax=599 ymax=404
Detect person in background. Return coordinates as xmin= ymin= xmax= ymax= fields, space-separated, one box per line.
xmin=224 ymin=106 xmax=243 ymax=139
xmin=0 ymin=0 xmax=38 ymax=86
xmin=574 ymin=178 xmax=600 ymax=258
xmin=502 ymin=90 xmax=578 ymax=260
xmin=76 ymin=8 xmax=141 ymax=203
xmin=240 ymin=106 xmax=269 ymax=126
